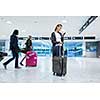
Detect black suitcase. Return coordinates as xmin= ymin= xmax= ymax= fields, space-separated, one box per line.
xmin=52 ymin=56 xmax=67 ymax=76
xmin=52 ymin=46 xmax=67 ymax=76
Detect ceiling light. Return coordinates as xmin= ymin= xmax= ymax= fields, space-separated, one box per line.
xmin=62 ymin=20 xmax=67 ymax=23
xmin=34 ymin=21 xmax=38 ymax=23
xmin=0 ymin=17 xmax=5 ymax=21
xmin=1 ymin=35 xmax=6 ymax=37
xmin=22 ymin=30 xmax=26 ymax=33
xmin=6 ymin=21 xmax=12 ymax=25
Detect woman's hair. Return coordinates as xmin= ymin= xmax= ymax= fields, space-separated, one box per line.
xmin=13 ymin=29 xmax=19 ymax=35
xmin=29 ymin=35 xmax=32 ymax=39
xmin=54 ymin=24 xmax=62 ymax=31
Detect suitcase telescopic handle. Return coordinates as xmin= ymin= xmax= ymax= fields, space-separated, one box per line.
xmin=59 ymin=46 xmax=61 ymax=57
xmin=59 ymin=45 xmax=64 ymax=57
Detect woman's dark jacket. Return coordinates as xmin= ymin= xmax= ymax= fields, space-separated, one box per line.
xmin=51 ymin=32 xmax=64 ymax=56
xmin=25 ymin=39 xmax=32 ymax=51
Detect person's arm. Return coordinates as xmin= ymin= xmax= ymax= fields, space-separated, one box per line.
xmin=61 ymin=36 xmax=64 ymax=43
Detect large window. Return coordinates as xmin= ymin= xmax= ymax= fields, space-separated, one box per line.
xmin=0 ymin=40 xmax=5 ymax=52
xmin=86 ymin=42 xmax=97 ymax=52
xmin=19 ymin=40 xmax=84 ymax=57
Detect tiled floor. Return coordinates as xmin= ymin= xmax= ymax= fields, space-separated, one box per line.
xmin=0 ymin=56 xmax=100 ymax=83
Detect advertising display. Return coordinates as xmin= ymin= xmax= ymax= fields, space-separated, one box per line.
xmin=32 ymin=40 xmax=52 ymax=56
xmin=86 ymin=42 xmax=97 ymax=52
xmin=64 ymin=42 xmax=83 ymax=57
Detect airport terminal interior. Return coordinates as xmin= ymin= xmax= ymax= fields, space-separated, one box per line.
xmin=0 ymin=16 xmax=100 ymax=83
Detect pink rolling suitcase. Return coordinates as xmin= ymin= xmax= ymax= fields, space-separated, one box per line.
xmin=26 ymin=51 xmax=37 ymax=67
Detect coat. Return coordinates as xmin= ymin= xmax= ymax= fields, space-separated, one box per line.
xmin=51 ymin=32 xmax=64 ymax=56
xmin=25 ymin=39 xmax=32 ymax=51
xmin=10 ymin=34 xmax=20 ymax=51
xmin=51 ymin=32 xmax=64 ymax=46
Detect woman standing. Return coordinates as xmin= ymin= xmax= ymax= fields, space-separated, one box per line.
xmin=51 ymin=24 xmax=64 ymax=57
xmin=51 ymin=24 xmax=66 ymax=77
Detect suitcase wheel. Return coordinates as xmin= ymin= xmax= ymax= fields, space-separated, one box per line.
xmin=62 ymin=74 xmax=66 ymax=76
xmin=53 ymin=72 xmax=56 ymax=75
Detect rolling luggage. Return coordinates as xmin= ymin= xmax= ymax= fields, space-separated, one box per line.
xmin=26 ymin=51 xmax=37 ymax=67
xmin=52 ymin=46 xmax=67 ymax=76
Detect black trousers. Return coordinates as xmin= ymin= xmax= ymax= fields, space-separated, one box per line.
xmin=4 ymin=49 xmax=19 ymax=68
xmin=20 ymin=55 xmax=26 ymax=64
xmin=20 ymin=48 xmax=27 ymax=64
xmin=20 ymin=48 xmax=32 ymax=64
xmin=52 ymin=46 xmax=63 ymax=57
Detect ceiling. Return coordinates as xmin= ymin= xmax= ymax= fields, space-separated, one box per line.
xmin=81 ymin=16 xmax=100 ymax=38
xmin=0 ymin=16 xmax=93 ymax=37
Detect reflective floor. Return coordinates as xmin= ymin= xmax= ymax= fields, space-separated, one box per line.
xmin=0 ymin=56 xmax=100 ymax=83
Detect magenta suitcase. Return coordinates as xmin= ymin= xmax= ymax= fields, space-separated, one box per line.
xmin=26 ymin=51 xmax=37 ymax=67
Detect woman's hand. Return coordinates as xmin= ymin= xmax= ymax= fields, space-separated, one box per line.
xmin=60 ymin=29 xmax=66 ymax=36
xmin=58 ymin=42 xmax=63 ymax=46
xmin=60 ymin=42 xmax=63 ymax=44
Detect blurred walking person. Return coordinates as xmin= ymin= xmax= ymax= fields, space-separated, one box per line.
xmin=3 ymin=29 xmax=21 ymax=70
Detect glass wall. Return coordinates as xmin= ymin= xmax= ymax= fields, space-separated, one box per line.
xmin=86 ymin=42 xmax=97 ymax=52
xmin=6 ymin=40 xmax=97 ymax=57
xmin=32 ymin=40 xmax=52 ymax=56
xmin=64 ymin=42 xmax=83 ymax=57
xmin=0 ymin=40 xmax=6 ymax=52
xmin=32 ymin=41 xmax=83 ymax=57
xmin=19 ymin=40 xmax=83 ymax=57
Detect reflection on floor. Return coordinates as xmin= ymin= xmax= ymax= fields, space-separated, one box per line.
xmin=0 ymin=56 xmax=100 ymax=83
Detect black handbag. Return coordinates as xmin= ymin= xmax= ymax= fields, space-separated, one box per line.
xmin=0 ymin=52 xmax=8 ymax=62
xmin=0 ymin=52 xmax=8 ymax=57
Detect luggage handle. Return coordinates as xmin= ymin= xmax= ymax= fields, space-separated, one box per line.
xmin=59 ymin=46 xmax=61 ymax=57
xmin=59 ymin=45 xmax=65 ymax=75
xmin=59 ymin=46 xmax=64 ymax=57
xmin=57 ymin=46 xmax=64 ymax=75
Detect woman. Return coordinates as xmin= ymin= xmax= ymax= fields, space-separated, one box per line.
xmin=20 ymin=35 xmax=32 ymax=66
xmin=51 ymin=24 xmax=66 ymax=76
xmin=3 ymin=30 xmax=21 ymax=69
xmin=51 ymin=24 xmax=64 ymax=57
